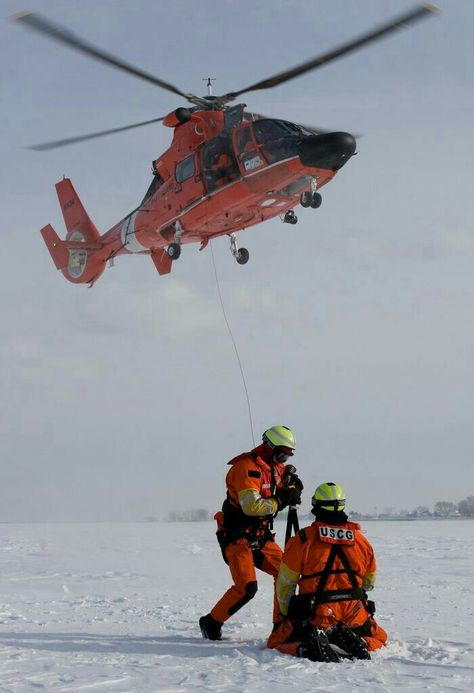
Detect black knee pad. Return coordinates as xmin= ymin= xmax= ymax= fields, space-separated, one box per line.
xmin=245 ymin=580 xmax=258 ymax=599
xmin=228 ymin=580 xmax=258 ymax=615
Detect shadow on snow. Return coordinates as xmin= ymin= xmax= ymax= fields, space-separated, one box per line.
xmin=0 ymin=631 xmax=263 ymax=658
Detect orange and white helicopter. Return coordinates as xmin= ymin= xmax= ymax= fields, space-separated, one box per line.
xmin=14 ymin=5 xmax=436 ymax=286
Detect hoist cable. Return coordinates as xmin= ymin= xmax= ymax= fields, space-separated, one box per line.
xmin=210 ymin=241 xmax=255 ymax=446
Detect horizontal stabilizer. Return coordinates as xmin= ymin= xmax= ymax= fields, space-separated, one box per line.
xmin=151 ymin=249 xmax=172 ymax=275
xmin=40 ymin=224 xmax=69 ymax=270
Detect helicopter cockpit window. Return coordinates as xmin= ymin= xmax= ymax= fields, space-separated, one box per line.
xmin=176 ymin=154 xmax=195 ymax=183
xmin=252 ymin=119 xmax=301 ymax=163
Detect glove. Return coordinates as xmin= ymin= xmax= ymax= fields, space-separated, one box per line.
xmin=287 ymin=473 xmax=303 ymax=492
xmin=362 ymin=590 xmax=376 ymax=615
xmin=283 ymin=464 xmax=303 ymax=491
xmin=274 ymin=486 xmax=302 ymax=511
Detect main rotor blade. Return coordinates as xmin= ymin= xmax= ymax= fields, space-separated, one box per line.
xmin=29 ymin=116 xmax=166 ymax=151
xmin=12 ymin=10 xmax=194 ymax=101
xmin=222 ymin=4 xmax=438 ymax=101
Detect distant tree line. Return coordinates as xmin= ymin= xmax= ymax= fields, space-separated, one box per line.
xmin=351 ymin=495 xmax=474 ymax=520
xmin=164 ymin=508 xmax=210 ymax=522
xmin=143 ymin=496 xmax=474 ymax=522
xmin=434 ymin=496 xmax=474 ymax=517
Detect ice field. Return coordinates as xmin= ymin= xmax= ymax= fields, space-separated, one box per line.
xmin=0 ymin=519 xmax=473 ymax=692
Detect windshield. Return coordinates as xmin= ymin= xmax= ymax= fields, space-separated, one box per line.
xmin=253 ymin=119 xmax=305 ymax=142
xmin=252 ymin=119 xmax=302 ymax=163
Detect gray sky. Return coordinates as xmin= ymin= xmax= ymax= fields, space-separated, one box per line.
xmin=1 ymin=0 xmax=473 ymax=521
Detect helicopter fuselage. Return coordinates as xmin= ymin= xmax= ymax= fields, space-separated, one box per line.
xmin=16 ymin=5 xmax=436 ymax=285
xmin=45 ymin=105 xmax=356 ymax=284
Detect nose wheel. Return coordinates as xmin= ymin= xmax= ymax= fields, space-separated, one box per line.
xmin=229 ymin=233 xmax=249 ymax=265
xmin=300 ymin=191 xmax=322 ymax=208
xmin=300 ymin=177 xmax=322 ymax=209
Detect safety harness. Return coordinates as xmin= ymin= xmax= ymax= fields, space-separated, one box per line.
xmin=287 ymin=528 xmax=367 ymax=622
xmin=216 ymin=451 xmax=278 ymax=555
xmin=300 ymin=537 xmax=366 ymax=604
xmin=220 ymin=497 xmax=274 ymax=549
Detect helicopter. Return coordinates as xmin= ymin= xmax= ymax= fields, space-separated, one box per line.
xmin=13 ymin=5 xmax=437 ymax=286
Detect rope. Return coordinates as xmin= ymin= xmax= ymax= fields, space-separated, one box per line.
xmin=210 ymin=241 xmax=255 ymax=446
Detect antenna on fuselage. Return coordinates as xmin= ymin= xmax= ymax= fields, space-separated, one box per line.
xmin=203 ymin=77 xmax=216 ymax=97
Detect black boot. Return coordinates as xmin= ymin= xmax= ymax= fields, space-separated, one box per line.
xmin=327 ymin=622 xmax=371 ymax=660
xmin=199 ymin=613 xmax=223 ymax=641
xmin=298 ymin=628 xmax=341 ymax=663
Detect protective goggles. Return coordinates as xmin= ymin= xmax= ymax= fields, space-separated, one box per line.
xmin=312 ymin=499 xmax=346 ymax=511
xmin=275 ymin=448 xmax=294 ymax=462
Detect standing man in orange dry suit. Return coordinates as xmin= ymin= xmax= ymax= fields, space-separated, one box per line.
xmin=199 ymin=426 xmax=303 ymax=641
xmin=267 ymin=482 xmax=387 ymax=662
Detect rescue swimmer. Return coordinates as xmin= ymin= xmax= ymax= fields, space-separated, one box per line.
xmin=267 ymin=482 xmax=388 ymax=661
xmin=199 ymin=425 xmax=303 ymax=641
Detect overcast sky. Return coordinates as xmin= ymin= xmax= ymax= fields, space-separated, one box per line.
xmin=1 ymin=0 xmax=473 ymax=521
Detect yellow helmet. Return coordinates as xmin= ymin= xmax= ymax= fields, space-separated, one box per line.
xmin=262 ymin=425 xmax=296 ymax=451
xmin=312 ymin=482 xmax=346 ymax=512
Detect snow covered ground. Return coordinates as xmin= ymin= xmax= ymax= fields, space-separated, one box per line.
xmin=0 ymin=520 xmax=473 ymax=692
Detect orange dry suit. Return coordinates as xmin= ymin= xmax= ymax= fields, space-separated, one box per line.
xmin=209 ymin=444 xmax=287 ymax=624
xmin=267 ymin=517 xmax=388 ymax=655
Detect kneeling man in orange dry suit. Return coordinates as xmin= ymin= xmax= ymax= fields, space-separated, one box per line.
xmin=267 ymin=482 xmax=387 ymax=662
xmin=199 ymin=425 xmax=303 ymax=641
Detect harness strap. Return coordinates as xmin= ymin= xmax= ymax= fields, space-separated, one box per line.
xmin=298 ymin=528 xmax=308 ymax=543
xmin=221 ymin=497 xmax=273 ymax=549
xmin=312 ymin=544 xmax=339 ymax=604
xmin=220 ymin=451 xmax=278 ymax=548
xmin=314 ymin=587 xmax=366 ymax=603
xmin=304 ymin=543 xmax=366 ymax=607
xmin=300 ymin=568 xmax=353 ymax=580
xmin=336 ymin=543 xmax=361 ymax=592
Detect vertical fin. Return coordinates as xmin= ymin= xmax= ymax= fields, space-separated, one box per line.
xmin=150 ymin=249 xmax=172 ymax=275
xmin=55 ymin=178 xmax=100 ymax=241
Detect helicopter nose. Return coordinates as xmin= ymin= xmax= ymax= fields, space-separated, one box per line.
xmin=298 ymin=132 xmax=356 ymax=170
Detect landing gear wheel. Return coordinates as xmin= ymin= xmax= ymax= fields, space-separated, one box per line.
xmin=300 ymin=191 xmax=312 ymax=208
xmin=310 ymin=192 xmax=322 ymax=209
xmin=283 ymin=210 xmax=298 ymax=225
xmin=167 ymin=242 xmax=181 ymax=260
xmin=236 ymin=248 xmax=249 ymax=265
